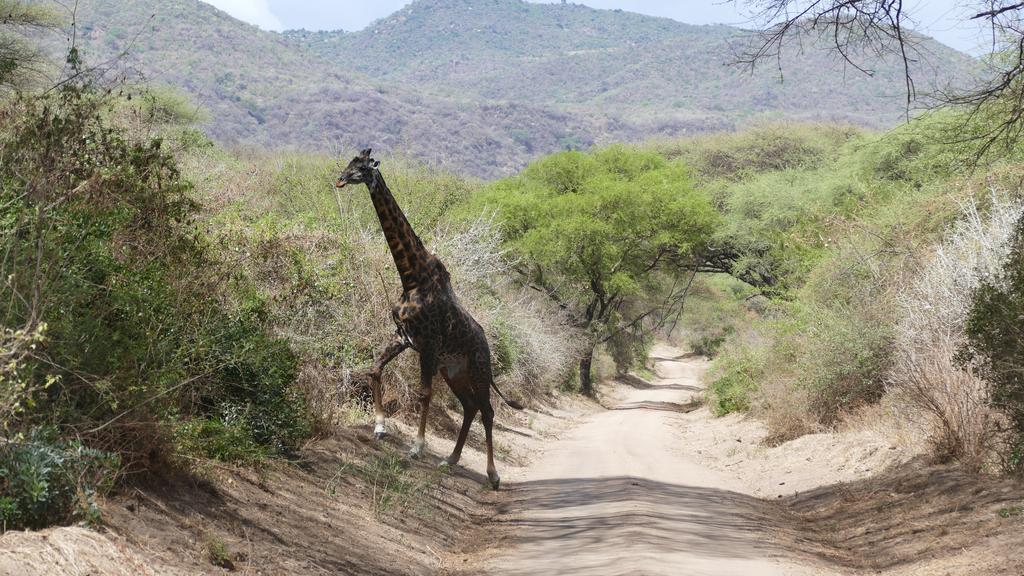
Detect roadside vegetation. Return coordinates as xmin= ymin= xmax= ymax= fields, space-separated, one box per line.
xmin=0 ymin=75 xmax=579 ymax=529
xmin=7 ymin=0 xmax=1024 ymax=542
xmin=670 ymin=117 xmax=1024 ymax=473
xmin=0 ymin=12 xmax=576 ymax=530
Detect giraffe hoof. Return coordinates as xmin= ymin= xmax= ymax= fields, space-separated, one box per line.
xmin=487 ymin=473 xmax=501 ymax=491
xmin=408 ymin=440 xmax=425 ymax=459
xmin=373 ymin=423 xmax=386 ymax=441
xmin=437 ymin=460 xmax=452 ymax=471
xmin=374 ymin=431 xmax=387 ymax=441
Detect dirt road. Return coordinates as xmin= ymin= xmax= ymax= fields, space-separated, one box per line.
xmin=483 ymin=344 xmax=827 ymax=576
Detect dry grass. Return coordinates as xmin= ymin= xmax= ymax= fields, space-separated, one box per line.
xmin=755 ymin=374 xmax=820 ymax=445
xmin=888 ymin=191 xmax=1024 ymax=469
xmin=185 ymin=151 xmax=580 ymax=433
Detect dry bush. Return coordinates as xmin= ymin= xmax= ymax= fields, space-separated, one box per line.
xmin=197 ymin=156 xmax=580 ymax=432
xmin=756 ymin=372 xmax=819 ymax=445
xmin=291 ymin=215 xmax=580 ymax=428
xmin=432 ymin=215 xmax=582 ymax=401
xmin=889 ymin=191 xmax=1024 ymax=468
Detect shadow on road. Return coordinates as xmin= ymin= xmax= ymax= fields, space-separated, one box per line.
xmin=486 ymin=458 xmax=1024 ymax=575
xmin=650 ymin=352 xmax=701 ymax=362
xmin=615 ymin=373 xmax=702 ymax=393
xmin=490 ymin=476 xmax=789 ymax=575
xmin=782 ymin=457 xmax=1024 ymax=570
xmin=612 ymin=400 xmax=701 ymax=413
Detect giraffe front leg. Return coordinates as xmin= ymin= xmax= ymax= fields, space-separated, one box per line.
xmin=368 ymin=372 xmax=386 ymax=439
xmin=367 ymin=332 xmax=409 ymax=440
xmin=409 ymin=352 xmax=437 ymax=459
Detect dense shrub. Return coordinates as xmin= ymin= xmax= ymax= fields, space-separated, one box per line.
xmin=0 ymin=84 xmax=310 ymax=478
xmin=962 ymin=212 xmax=1024 ymax=472
xmin=707 ymin=344 xmax=762 ymax=415
xmin=656 ymin=123 xmax=861 ymax=182
xmin=697 ymin=116 xmax=1007 ymax=445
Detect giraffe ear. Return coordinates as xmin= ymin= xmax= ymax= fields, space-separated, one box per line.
xmin=360 ymin=148 xmax=372 ymax=158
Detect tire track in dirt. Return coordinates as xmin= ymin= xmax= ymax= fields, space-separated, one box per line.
xmin=476 ymin=344 xmax=829 ymax=576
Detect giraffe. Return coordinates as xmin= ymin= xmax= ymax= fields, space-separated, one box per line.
xmin=335 ymin=148 xmax=523 ymax=489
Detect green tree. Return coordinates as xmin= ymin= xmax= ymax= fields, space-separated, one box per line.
xmin=474 ymin=146 xmax=717 ymax=393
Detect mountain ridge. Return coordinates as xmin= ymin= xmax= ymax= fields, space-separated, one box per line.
xmin=63 ymin=0 xmax=975 ymax=177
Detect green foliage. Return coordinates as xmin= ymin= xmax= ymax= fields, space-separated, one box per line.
xmin=135 ymin=85 xmax=210 ymax=126
xmin=1 ymin=83 xmax=310 ymax=486
xmin=173 ymin=419 xmax=265 ymax=465
xmin=490 ymin=316 xmax=522 ymax=378
xmin=676 ymin=275 xmax=756 ymax=357
xmin=0 ymin=323 xmax=57 ymax=431
xmin=205 ymin=536 xmax=234 ymax=569
xmin=479 ymin=146 xmax=714 ymax=309
xmin=776 ymin=301 xmax=892 ymax=424
xmin=473 ymin=145 xmax=717 ymax=384
xmin=696 ymin=117 xmax=1003 ymax=439
xmin=0 ymin=427 xmax=119 ymax=531
xmin=962 ymin=215 xmax=1024 ymax=473
xmin=661 ymin=124 xmax=860 ymax=182
xmin=707 ymin=345 xmax=762 ymax=415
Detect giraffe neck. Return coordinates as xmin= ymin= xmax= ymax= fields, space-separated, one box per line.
xmin=367 ymin=170 xmax=428 ymax=292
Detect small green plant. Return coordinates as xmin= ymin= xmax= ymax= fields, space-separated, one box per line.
xmin=324 ymin=458 xmax=355 ymax=497
xmin=206 ymin=536 xmax=234 ymax=569
xmin=707 ymin=346 xmax=762 ymax=415
xmin=0 ymin=427 xmax=119 ymax=532
xmin=173 ymin=419 xmax=266 ymax=465
xmin=998 ymin=505 xmax=1024 ymax=518
xmin=491 ymin=316 xmax=522 ymax=377
xmin=634 ymin=365 xmax=656 ymax=381
xmin=356 ymin=450 xmax=442 ymax=516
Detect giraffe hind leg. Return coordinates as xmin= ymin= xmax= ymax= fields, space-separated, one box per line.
xmin=482 ymin=403 xmax=499 ymax=490
xmin=439 ymin=370 xmax=478 ymax=468
xmin=442 ymin=403 xmax=478 ymax=468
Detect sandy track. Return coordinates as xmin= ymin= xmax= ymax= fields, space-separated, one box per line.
xmin=483 ymin=344 xmax=826 ymax=576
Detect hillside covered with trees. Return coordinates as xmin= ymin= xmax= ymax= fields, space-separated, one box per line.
xmin=60 ymin=0 xmax=974 ymax=178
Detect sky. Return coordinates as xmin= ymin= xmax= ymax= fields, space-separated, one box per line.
xmin=203 ymin=0 xmax=990 ymax=55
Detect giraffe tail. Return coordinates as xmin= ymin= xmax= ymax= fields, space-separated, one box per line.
xmin=490 ymin=381 xmax=524 ymax=410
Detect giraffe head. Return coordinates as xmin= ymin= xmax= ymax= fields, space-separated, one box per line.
xmin=335 ymin=148 xmax=380 ymax=189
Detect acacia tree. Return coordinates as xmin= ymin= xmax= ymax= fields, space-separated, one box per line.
xmin=738 ymin=0 xmax=1024 ymax=156
xmin=475 ymin=146 xmax=718 ymax=394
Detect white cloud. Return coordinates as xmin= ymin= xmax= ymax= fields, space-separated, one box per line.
xmin=203 ymin=0 xmax=284 ymax=31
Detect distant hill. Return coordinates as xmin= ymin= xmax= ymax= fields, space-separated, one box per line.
xmin=64 ymin=0 xmax=974 ymax=178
